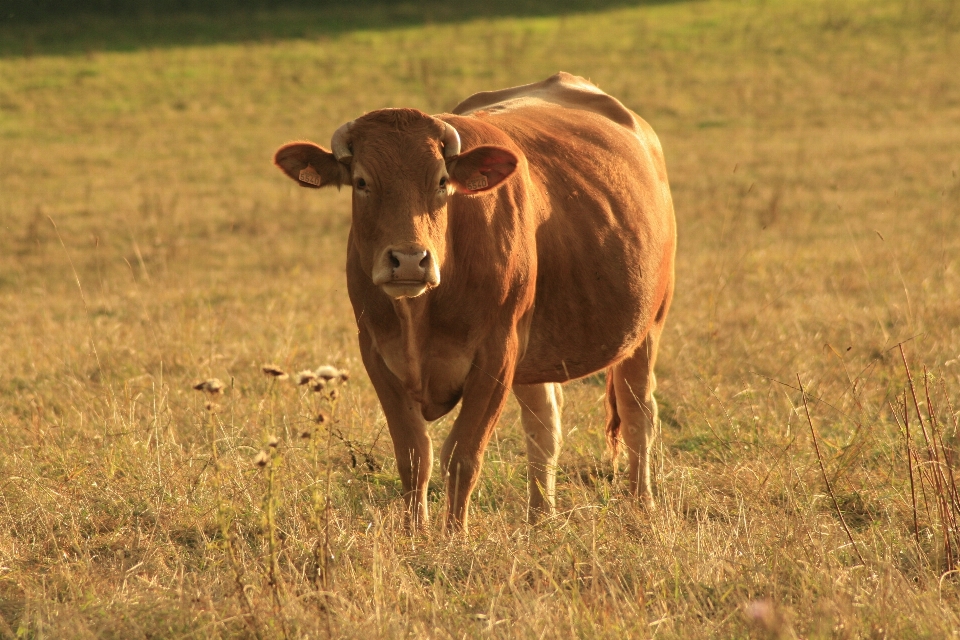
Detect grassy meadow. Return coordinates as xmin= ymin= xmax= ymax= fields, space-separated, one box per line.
xmin=2 ymin=0 xmax=960 ymax=636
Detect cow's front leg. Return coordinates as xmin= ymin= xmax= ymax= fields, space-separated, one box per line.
xmin=440 ymin=335 xmax=517 ymax=532
xmin=359 ymin=328 xmax=432 ymax=532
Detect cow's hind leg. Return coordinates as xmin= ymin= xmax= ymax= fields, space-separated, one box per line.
xmin=609 ymin=329 xmax=662 ymax=508
xmin=513 ymin=382 xmax=563 ymax=523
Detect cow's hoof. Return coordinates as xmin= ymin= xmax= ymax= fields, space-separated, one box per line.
xmin=527 ymin=505 xmax=556 ymax=525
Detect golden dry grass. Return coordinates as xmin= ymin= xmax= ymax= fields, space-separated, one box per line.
xmin=2 ymin=0 xmax=960 ymax=637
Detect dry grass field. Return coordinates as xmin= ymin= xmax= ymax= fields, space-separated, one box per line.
xmin=2 ymin=0 xmax=960 ymax=636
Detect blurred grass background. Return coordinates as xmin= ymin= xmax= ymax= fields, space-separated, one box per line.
xmin=1 ymin=0 xmax=960 ymax=637
xmin=2 ymin=0 xmax=674 ymax=55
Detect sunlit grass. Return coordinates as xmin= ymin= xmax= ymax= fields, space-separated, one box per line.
xmin=1 ymin=0 xmax=960 ymax=636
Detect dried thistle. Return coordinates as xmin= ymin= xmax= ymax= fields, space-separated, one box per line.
xmin=328 ymin=388 xmax=340 ymax=401
xmin=193 ymin=378 xmax=224 ymax=394
xmin=296 ymin=370 xmax=317 ymax=385
xmin=315 ymin=412 xmax=328 ymax=424
xmin=310 ymin=379 xmax=327 ymax=393
xmin=744 ymin=599 xmax=796 ymax=640
xmin=315 ymin=365 xmax=340 ymax=381
xmin=300 ymin=429 xmax=312 ymax=439
xmin=267 ymin=435 xmax=280 ymax=448
xmin=317 ymin=365 xmax=349 ymax=382
xmin=261 ymin=364 xmax=288 ymax=380
xmin=254 ymin=450 xmax=269 ymax=467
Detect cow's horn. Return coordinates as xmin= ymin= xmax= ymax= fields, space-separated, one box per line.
xmin=331 ymin=121 xmax=354 ymax=162
xmin=441 ymin=121 xmax=461 ymax=159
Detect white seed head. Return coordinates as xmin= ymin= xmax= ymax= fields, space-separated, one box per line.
xmin=261 ymin=364 xmax=288 ymax=379
xmin=315 ymin=365 xmax=341 ymax=381
xmin=315 ymin=365 xmax=349 ymax=386
xmin=295 ymin=370 xmax=317 ymax=385
xmin=193 ymin=378 xmax=224 ymax=394
xmin=254 ymin=451 xmax=269 ymax=467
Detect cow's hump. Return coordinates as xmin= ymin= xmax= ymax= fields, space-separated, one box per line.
xmin=451 ymin=72 xmax=638 ymax=133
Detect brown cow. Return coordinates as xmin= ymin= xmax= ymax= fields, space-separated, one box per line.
xmin=274 ymin=72 xmax=676 ymax=532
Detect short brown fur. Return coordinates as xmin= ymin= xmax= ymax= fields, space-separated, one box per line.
xmin=274 ymin=72 xmax=676 ymax=531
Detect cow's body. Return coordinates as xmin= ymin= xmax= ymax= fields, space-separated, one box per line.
xmin=275 ymin=73 xmax=675 ymax=531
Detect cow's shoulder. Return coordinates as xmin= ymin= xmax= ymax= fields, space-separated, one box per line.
xmin=451 ymin=72 xmax=638 ymax=133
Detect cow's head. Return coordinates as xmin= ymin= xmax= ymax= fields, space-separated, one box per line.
xmin=274 ymin=109 xmax=518 ymax=299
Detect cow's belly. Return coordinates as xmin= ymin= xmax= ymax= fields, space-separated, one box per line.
xmin=513 ymin=238 xmax=664 ymax=384
xmin=514 ymin=300 xmax=649 ymax=384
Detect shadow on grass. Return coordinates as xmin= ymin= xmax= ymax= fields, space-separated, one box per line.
xmin=0 ymin=0 xmax=688 ymax=58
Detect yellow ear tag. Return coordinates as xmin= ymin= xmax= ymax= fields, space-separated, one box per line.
xmin=466 ymin=175 xmax=488 ymax=191
xmin=299 ymin=166 xmax=322 ymax=186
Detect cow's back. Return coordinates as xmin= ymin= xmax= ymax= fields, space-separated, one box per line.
xmin=453 ymin=72 xmax=640 ymax=133
xmin=449 ymin=73 xmax=676 ymax=384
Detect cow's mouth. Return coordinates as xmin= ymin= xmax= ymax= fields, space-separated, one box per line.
xmin=382 ymin=280 xmax=431 ymax=299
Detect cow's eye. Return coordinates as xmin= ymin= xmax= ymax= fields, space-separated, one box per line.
xmin=439 ymin=177 xmax=448 ymax=189
xmin=356 ymin=178 xmax=367 ymax=189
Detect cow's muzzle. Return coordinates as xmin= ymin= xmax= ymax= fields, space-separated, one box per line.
xmin=373 ymin=245 xmax=440 ymax=298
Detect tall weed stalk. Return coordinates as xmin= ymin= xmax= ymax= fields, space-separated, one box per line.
xmin=892 ymin=346 xmax=960 ymax=573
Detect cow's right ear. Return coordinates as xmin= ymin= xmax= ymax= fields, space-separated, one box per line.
xmin=273 ymin=142 xmax=347 ymax=189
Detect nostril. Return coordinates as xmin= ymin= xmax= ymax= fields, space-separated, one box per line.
xmin=419 ymin=253 xmax=430 ymax=268
xmin=389 ymin=253 xmax=400 ymax=269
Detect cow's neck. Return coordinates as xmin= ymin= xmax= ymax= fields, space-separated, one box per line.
xmin=392 ymin=297 xmax=428 ymax=400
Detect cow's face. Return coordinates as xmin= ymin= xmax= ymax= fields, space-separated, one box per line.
xmin=274 ymin=109 xmax=518 ymax=299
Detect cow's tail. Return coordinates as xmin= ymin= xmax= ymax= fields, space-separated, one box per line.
xmin=604 ymin=368 xmax=621 ymax=460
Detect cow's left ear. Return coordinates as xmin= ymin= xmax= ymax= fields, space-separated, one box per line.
xmin=447 ymin=145 xmax=518 ymax=194
xmin=274 ymin=141 xmax=347 ymax=189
